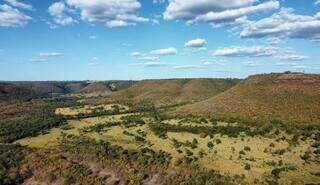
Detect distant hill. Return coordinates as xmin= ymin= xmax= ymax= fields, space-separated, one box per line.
xmin=174 ymin=73 xmax=320 ymax=123
xmin=0 ymin=83 xmax=35 ymax=102
xmin=109 ymin=78 xmax=240 ymax=106
xmin=80 ymin=82 xmax=111 ymax=93
xmin=12 ymin=81 xmax=74 ymax=95
xmin=0 ymin=81 xmax=136 ymax=98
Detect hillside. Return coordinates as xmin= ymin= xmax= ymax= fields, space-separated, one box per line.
xmin=108 ymin=78 xmax=240 ymax=106
xmin=0 ymin=83 xmax=35 ymax=102
xmin=174 ymin=73 xmax=320 ymax=123
xmin=79 ymin=82 xmax=112 ymax=93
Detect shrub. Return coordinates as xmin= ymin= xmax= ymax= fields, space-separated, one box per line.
xmin=207 ymin=142 xmax=214 ymax=149
xmin=300 ymin=151 xmax=312 ymax=162
xmin=244 ymin=163 xmax=251 ymax=170
xmin=216 ymin=139 xmax=222 ymax=144
xmin=244 ymin=146 xmax=251 ymax=151
xmin=185 ymin=149 xmax=193 ymax=156
xmin=273 ymin=149 xmax=286 ymax=155
xmin=191 ymin=139 xmax=198 ymax=149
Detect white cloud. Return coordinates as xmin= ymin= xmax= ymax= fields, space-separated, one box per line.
xmin=134 ymin=61 xmax=168 ymax=67
xmin=276 ymin=54 xmax=309 ymax=61
xmin=172 ymin=65 xmax=203 ymax=70
xmin=130 ymin=52 xmax=145 ymax=57
xmin=242 ymin=61 xmax=262 ymax=67
xmin=30 ymin=58 xmax=48 ymax=63
xmin=48 ymin=1 xmax=76 ymax=26
xmin=315 ymin=0 xmax=320 ymax=5
xmin=164 ymin=0 xmax=279 ymax=25
xmin=202 ymin=60 xmax=225 ymax=66
xmin=266 ymin=37 xmax=282 ymax=45
xmin=138 ymin=56 xmax=159 ymax=61
xmin=150 ymin=47 xmax=177 ymax=55
xmin=88 ymin=57 xmax=101 ymax=66
xmin=65 ymin=0 xmax=149 ymax=27
xmin=240 ymin=8 xmax=320 ymax=41
xmin=185 ymin=38 xmax=207 ymax=48
xmin=153 ymin=0 xmax=166 ymax=4
xmin=4 ymin=0 xmax=32 ymax=10
xmin=144 ymin=62 xmax=168 ymax=67
xmin=274 ymin=62 xmax=307 ymax=69
xmin=39 ymin=52 xmax=64 ymax=57
xmin=214 ymin=45 xmax=309 ymax=62
xmin=214 ymin=46 xmax=278 ymax=57
xmin=187 ymin=1 xmax=280 ymax=25
xmin=0 ymin=4 xmax=31 ymax=27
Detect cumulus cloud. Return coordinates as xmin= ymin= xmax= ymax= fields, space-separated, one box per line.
xmin=164 ymin=0 xmax=279 ymax=25
xmin=214 ymin=46 xmax=278 ymax=57
xmin=65 ymin=0 xmax=149 ymax=28
xmin=48 ymin=1 xmax=76 ymax=26
xmin=150 ymin=47 xmax=177 ymax=55
xmin=187 ymin=1 xmax=280 ymax=25
xmin=240 ymin=8 xmax=320 ymax=41
xmin=0 ymin=4 xmax=32 ymax=27
xmin=185 ymin=38 xmax=207 ymax=48
xmin=39 ymin=52 xmax=64 ymax=57
xmin=4 ymin=0 xmax=32 ymax=10
xmin=315 ymin=0 xmax=320 ymax=5
xmin=213 ymin=45 xmax=309 ymax=62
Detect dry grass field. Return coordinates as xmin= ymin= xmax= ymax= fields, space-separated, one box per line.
xmin=15 ymin=103 xmax=320 ymax=185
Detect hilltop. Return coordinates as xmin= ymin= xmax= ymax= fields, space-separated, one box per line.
xmin=174 ymin=72 xmax=320 ymax=123
xmin=107 ymin=78 xmax=240 ymax=106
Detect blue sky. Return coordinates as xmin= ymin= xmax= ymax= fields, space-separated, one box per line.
xmin=0 ymin=0 xmax=319 ymax=81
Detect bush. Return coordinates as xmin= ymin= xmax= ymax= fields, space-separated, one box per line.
xmin=244 ymin=146 xmax=251 ymax=151
xmin=244 ymin=163 xmax=251 ymax=170
xmin=216 ymin=139 xmax=222 ymax=144
xmin=185 ymin=149 xmax=193 ymax=156
xmin=207 ymin=142 xmax=214 ymax=149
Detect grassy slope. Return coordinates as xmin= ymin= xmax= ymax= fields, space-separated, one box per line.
xmin=108 ymin=78 xmax=240 ymax=106
xmin=174 ymin=73 xmax=320 ymax=123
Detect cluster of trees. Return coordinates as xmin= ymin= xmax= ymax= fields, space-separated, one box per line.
xmin=149 ymin=122 xmax=253 ymax=139
xmin=80 ymin=122 xmax=119 ymax=134
xmin=0 ymin=144 xmax=29 ymax=185
xmin=0 ymin=105 xmax=66 ymax=143
xmin=121 ymin=115 xmax=146 ymax=127
xmin=172 ymin=138 xmax=198 ymax=150
xmin=61 ymin=135 xmax=172 ymax=167
xmin=0 ymin=97 xmax=84 ymax=143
